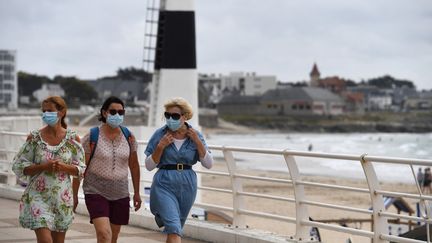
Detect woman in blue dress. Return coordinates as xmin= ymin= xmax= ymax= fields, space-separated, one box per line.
xmin=145 ymin=97 xmax=213 ymax=243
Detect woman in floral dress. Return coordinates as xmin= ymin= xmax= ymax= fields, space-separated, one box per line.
xmin=12 ymin=96 xmax=86 ymax=243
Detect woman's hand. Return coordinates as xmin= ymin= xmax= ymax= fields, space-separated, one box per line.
xmin=133 ymin=193 xmax=142 ymax=211
xmin=73 ymin=194 xmax=79 ymax=213
xmin=45 ymin=159 xmax=58 ymax=173
xmin=46 ymin=159 xmax=79 ymax=176
xmin=186 ymin=128 xmax=207 ymax=159
xmin=186 ymin=128 xmax=200 ymax=144
xmin=158 ymin=133 xmax=174 ymax=149
xmin=54 ymin=160 xmax=69 ymax=172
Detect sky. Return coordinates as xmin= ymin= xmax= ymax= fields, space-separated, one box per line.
xmin=1 ymin=0 xmax=431 ymax=89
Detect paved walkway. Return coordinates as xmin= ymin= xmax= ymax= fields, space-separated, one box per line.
xmin=0 ymin=198 xmax=206 ymax=243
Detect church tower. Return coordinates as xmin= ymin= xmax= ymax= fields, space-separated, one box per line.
xmin=309 ymin=63 xmax=320 ymax=87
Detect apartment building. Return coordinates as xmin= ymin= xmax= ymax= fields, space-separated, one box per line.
xmin=0 ymin=50 xmax=18 ymax=109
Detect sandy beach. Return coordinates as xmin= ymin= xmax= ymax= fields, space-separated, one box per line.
xmin=200 ymin=162 xmax=420 ymax=243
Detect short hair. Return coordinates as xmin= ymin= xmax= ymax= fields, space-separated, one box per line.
xmin=164 ymin=97 xmax=193 ymax=120
xmin=42 ymin=96 xmax=68 ymax=129
xmin=98 ymin=96 xmax=125 ymax=123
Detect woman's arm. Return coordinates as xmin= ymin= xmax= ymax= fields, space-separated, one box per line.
xmin=129 ymin=150 xmax=142 ymax=211
xmin=23 ymin=162 xmax=51 ymax=175
xmin=12 ymin=134 xmax=39 ymax=181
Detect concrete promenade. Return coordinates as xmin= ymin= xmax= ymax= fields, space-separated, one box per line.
xmin=0 ymin=198 xmax=206 ymax=243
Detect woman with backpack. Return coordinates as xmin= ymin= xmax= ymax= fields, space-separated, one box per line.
xmin=73 ymin=96 xmax=141 ymax=243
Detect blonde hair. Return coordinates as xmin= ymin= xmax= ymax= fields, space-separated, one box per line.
xmin=42 ymin=96 xmax=68 ymax=129
xmin=164 ymin=97 xmax=193 ymax=120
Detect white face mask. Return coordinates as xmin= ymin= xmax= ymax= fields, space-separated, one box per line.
xmin=166 ymin=118 xmax=182 ymax=131
xmin=42 ymin=111 xmax=59 ymax=126
xmin=107 ymin=114 xmax=124 ymax=128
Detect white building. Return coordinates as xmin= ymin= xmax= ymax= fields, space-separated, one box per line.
xmin=368 ymin=95 xmax=392 ymax=111
xmin=33 ymin=83 xmax=65 ymax=102
xmin=0 ymin=50 xmax=18 ymax=109
xmin=221 ymin=72 xmax=277 ymax=96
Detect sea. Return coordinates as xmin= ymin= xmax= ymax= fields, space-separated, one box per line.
xmin=205 ymin=132 xmax=432 ymax=183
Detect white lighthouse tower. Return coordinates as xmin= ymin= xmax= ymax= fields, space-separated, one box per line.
xmin=147 ymin=0 xmax=199 ymax=128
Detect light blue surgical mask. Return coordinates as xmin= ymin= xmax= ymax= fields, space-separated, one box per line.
xmin=107 ymin=114 xmax=124 ymax=128
xmin=166 ymin=118 xmax=182 ymax=131
xmin=42 ymin=111 xmax=59 ymax=127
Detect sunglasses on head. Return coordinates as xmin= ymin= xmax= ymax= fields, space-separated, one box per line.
xmin=164 ymin=112 xmax=182 ymax=120
xmin=108 ymin=109 xmax=125 ymax=116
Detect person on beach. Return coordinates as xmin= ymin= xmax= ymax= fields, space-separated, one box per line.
xmin=423 ymin=167 xmax=431 ymax=194
xmin=12 ymin=96 xmax=86 ymax=243
xmin=145 ymin=97 xmax=213 ymax=243
xmin=417 ymin=167 xmax=424 ymax=189
xmin=73 ymin=96 xmax=141 ymax=243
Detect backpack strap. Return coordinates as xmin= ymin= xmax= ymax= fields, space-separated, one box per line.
xmin=89 ymin=127 xmax=100 ymax=162
xmin=84 ymin=127 xmax=99 ymax=177
xmin=119 ymin=126 xmax=132 ymax=149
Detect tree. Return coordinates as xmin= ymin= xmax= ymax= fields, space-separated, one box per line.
xmin=99 ymin=66 xmax=152 ymax=83
xmin=345 ymin=79 xmax=357 ymax=87
xmin=53 ymin=76 xmax=98 ymax=104
xmin=18 ymin=72 xmax=51 ymax=97
xmin=367 ymin=75 xmax=415 ymax=89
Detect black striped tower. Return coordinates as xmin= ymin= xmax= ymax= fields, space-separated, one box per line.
xmin=148 ymin=0 xmax=198 ymax=127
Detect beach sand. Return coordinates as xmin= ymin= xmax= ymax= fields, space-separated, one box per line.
xmin=200 ymin=162 xmax=420 ymax=243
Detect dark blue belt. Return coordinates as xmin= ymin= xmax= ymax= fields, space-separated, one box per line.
xmin=159 ymin=164 xmax=192 ymax=171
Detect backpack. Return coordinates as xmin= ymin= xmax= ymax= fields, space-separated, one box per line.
xmin=84 ymin=126 xmax=132 ymax=175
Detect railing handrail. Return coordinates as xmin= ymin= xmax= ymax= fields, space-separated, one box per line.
xmin=1 ymin=130 xmax=431 ymax=243
xmin=2 ymin=131 xmax=431 ymax=165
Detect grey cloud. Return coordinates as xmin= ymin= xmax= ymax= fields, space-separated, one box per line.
xmin=0 ymin=0 xmax=431 ymax=89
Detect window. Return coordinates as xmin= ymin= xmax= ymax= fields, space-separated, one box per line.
xmin=3 ymin=83 xmax=13 ymax=90
xmin=4 ymin=65 xmax=14 ymax=72
xmin=3 ymin=74 xmax=13 ymax=80
xmin=292 ymin=104 xmax=297 ymax=110
xmin=4 ymin=93 xmax=11 ymax=102
xmin=5 ymin=55 xmax=14 ymax=61
xmin=314 ymin=105 xmax=324 ymax=110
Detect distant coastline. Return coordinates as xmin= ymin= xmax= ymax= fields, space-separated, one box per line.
xmin=206 ymin=111 xmax=432 ymax=133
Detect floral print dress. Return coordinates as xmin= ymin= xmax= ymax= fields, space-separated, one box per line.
xmin=12 ymin=129 xmax=86 ymax=231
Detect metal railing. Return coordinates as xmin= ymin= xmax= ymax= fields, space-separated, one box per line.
xmin=1 ymin=130 xmax=431 ymax=243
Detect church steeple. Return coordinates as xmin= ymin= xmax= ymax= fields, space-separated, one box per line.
xmin=310 ymin=63 xmax=320 ymax=86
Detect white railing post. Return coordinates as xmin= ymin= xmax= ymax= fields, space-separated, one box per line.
xmin=223 ymin=147 xmax=246 ymax=228
xmin=360 ymin=154 xmax=388 ymax=243
xmin=284 ymin=154 xmax=311 ymax=242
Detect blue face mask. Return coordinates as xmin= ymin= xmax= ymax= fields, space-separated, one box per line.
xmin=107 ymin=114 xmax=124 ymax=128
xmin=42 ymin=112 xmax=59 ymax=127
xmin=166 ymin=118 xmax=182 ymax=131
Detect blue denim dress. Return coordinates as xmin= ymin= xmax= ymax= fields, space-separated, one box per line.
xmin=145 ymin=124 xmax=209 ymax=236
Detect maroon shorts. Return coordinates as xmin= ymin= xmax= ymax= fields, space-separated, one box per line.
xmin=84 ymin=194 xmax=130 ymax=225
